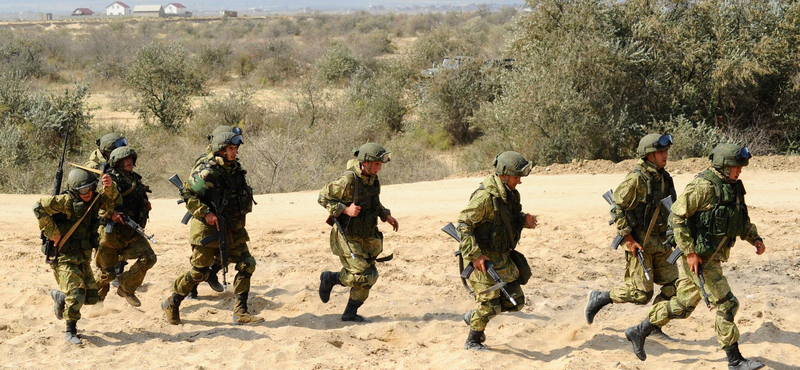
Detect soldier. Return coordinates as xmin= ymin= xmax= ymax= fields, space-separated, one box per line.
xmin=161 ymin=127 xmax=263 ymax=325
xmin=34 ymin=168 xmax=117 ymax=344
xmin=624 ymin=144 xmax=766 ymax=370
xmin=585 ymin=134 xmax=678 ymax=339
xmin=95 ymin=146 xmax=157 ymax=307
xmin=457 ymin=151 xmax=538 ymax=351
xmin=317 ymin=143 xmax=399 ymax=322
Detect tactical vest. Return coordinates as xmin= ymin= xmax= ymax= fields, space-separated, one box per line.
xmin=625 ymin=168 xmax=676 ymax=235
xmin=218 ymin=165 xmax=254 ymax=225
xmin=471 ymin=184 xmax=524 ymax=253
xmin=109 ymin=169 xmax=149 ymax=227
xmin=51 ymin=194 xmax=97 ymax=254
xmin=336 ymin=171 xmax=380 ymax=238
xmin=688 ymin=169 xmax=749 ymax=257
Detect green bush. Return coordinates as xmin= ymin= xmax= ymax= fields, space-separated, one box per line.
xmin=315 ymin=42 xmax=361 ymax=83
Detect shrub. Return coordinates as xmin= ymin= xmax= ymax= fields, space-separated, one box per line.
xmin=315 ymin=42 xmax=361 ymax=83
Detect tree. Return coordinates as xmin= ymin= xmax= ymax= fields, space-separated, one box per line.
xmin=124 ymin=43 xmax=207 ymax=131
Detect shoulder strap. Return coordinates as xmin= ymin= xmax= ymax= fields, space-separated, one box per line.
xmin=56 ymin=195 xmax=100 ymax=251
xmin=632 ymin=168 xmax=652 ymax=196
xmin=698 ymin=169 xmax=723 ymax=206
xmin=348 ymin=170 xmax=359 ymax=204
xmin=120 ymin=181 xmax=137 ymax=197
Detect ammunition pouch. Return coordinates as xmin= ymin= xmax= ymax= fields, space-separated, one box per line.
xmin=509 ymin=250 xmax=531 ymax=285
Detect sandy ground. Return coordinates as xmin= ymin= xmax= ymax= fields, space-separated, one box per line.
xmin=1 ymin=164 xmax=798 ymax=369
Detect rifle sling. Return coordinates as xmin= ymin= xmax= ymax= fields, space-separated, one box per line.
xmin=640 ymin=176 xmax=665 ymax=248
xmin=119 ymin=182 xmax=137 ymax=197
xmin=56 ymin=194 xmax=101 ymax=253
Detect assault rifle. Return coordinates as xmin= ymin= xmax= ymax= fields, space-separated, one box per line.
xmin=602 ymin=190 xmax=653 ymax=281
xmin=441 ymin=222 xmax=517 ymax=305
xmin=105 ymin=214 xmax=157 ymax=244
xmin=44 ymin=126 xmax=70 ymax=264
xmin=697 ymin=263 xmax=712 ymax=308
xmin=167 ymin=174 xmax=193 ymax=225
xmin=326 ymin=215 xmax=356 ymax=260
xmin=198 ymin=189 xmax=229 ymax=291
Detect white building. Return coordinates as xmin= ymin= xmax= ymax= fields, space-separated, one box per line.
xmin=164 ymin=3 xmax=187 ymax=15
xmin=106 ymin=1 xmax=131 ymax=16
xmin=133 ymin=4 xmax=165 ymax=17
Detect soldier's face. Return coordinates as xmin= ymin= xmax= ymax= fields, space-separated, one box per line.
xmin=121 ymin=157 xmax=134 ymax=172
xmin=503 ymin=175 xmax=522 ymax=189
xmin=79 ymin=190 xmax=93 ymax=202
xmin=362 ymin=161 xmax=382 ymax=175
xmin=649 ymin=149 xmax=668 ymax=168
xmin=728 ymin=166 xmax=743 ymax=181
xmin=223 ymin=144 xmax=239 ymax=162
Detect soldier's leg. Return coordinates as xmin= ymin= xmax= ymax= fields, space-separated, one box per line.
xmin=228 ymin=244 xmax=263 ymax=324
xmin=499 ymin=281 xmax=525 ymax=313
xmin=652 ymin=249 xmax=679 ymax=305
xmin=465 ymin=280 xmax=500 ymax=351
xmin=117 ymin=236 xmax=157 ymax=306
xmin=610 ymin=251 xmax=655 ymax=305
xmin=94 ymin=245 xmax=120 ymax=302
xmin=53 ymin=262 xmax=87 ymax=322
xmin=163 ymin=244 xmax=214 ymax=325
xmin=339 ymin=259 xmax=378 ymax=322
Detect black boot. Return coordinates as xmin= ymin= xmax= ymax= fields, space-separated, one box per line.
xmin=463 ymin=310 xmax=486 ymax=343
xmin=206 ymin=264 xmax=225 ymax=293
xmin=725 ymin=342 xmax=765 ymax=370
xmin=584 ymin=290 xmax=612 ymax=324
xmin=50 ymin=289 xmax=66 ymax=320
xmin=318 ymin=271 xmax=341 ymax=303
xmin=341 ymin=299 xmax=369 ymax=322
xmin=651 ymin=326 xmax=679 ymax=342
xmin=464 ymin=329 xmax=488 ymax=351
xmin=625 ymin=318 xmax=658 ymax=361
xmin=232 ymin=292 xmax=264 ymax=325
xmin=160 ymin=293 xmax=185 ymax=325
xmin=188 ymin=285 xmax=199 ymax=300
xmin=65 ymin=320 xmax=81 ymax=345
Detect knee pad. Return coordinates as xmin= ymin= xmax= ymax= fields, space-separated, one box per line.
xmin=666 ymin=298 xmax=696 ymax=319
xmin=85 ymin=288 xmax=100 ymax=305
xmin=70 ymin=288 xmax=86 ymax=306
xmin=660 ymin=279 xmax=677 ymax=299
xmin=188 ymin=267 xmax=210 ymax=282
xmin=143 ymin=253 xmax=157 ymax=269
xmin=716 ymin=292 xmax=739 ymax=322
xmin=236 ymin=257 xmax=256 ymax=275
xmin=237 ymin=270 xmax=253 ymax=279
xmin=488 ymin=298 xmax=503 ymax=316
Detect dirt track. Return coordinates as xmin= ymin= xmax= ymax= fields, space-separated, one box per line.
xmin=0 ymin=158 xmax=798 ymax=369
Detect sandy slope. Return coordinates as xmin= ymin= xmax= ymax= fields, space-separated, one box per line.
xmin=1 ymin=165 xmax=798 ymax=369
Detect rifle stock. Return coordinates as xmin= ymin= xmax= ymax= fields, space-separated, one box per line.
xmin=44 ymin=125 xmax=70 ymax=264
xmin=167 ymin=174 xmax=193 ymax=224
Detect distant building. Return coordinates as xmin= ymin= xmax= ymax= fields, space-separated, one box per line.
xmin=72 ymin=8 xmax=95 ymax=16
xmin=133 ymin=4 xmax=165 ymax=17
xmin=220 ymin=10 xmax=237 ymax=17
xmin=36 ymin=12 xmax=53 ymax=20
xmin=106 ymin=1 xmax=131 ymax=16
xmin=164 ymin=3 xmax=187 ymax=15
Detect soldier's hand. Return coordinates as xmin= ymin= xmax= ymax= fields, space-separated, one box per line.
xmin=624 ymin=234 xmax=642 ymax=254
xmin=344 ymin=203 xmax=361 ymax=217
xmin=525 ymin=213 xmax=538 ymax=229
xmin=101 ymin=174 xmax=113 ymax=189
xmin=473 ymin=255 xmax=488 ymax=274
xmin=50 ymin=234 xmax=62 ymax=246
xmin=146 ymin=201 xmax=152 ymax=212
xmin=754 ymin=239 xmax=766 ymax=255
xmin=205 ymin=211 xmax=219 ymax=230
xmin=686 ymin=253 xmax=702 ymax=275
xmin=386 ymin=215 xmax=399 ymax=232
xmin=111 ymin=211 xmax=124 ymax=224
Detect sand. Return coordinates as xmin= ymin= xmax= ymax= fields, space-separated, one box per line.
xmin=1 ymin=162 xmax=798 ymax=369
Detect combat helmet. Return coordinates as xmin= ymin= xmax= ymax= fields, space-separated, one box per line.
xmin=66 ymin=168 xmax=97 ymax=195
xmin=637 ymin=134 xmax=673 ymax=158
xmin=493 ymin=151 xmax=531 ymax=177
xmin=210 ymin=129 xmax=244 ymax=153
xmin=711 ymin=143 xmax=751 ymax=168
xmin=96 ymin=133 xmax=128 ymax=153
xmin=207 ymin=126 xmax=240 ymax=140
xmin=354 ymin=143 xmax=391 ymax=163
xmin=109 ymin=146 xmax=138 ymax=168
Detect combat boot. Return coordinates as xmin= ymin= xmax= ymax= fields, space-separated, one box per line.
xmin=651 ymin=326 xmax=679 ymax=342
xmin=50 ymin=289 xmax=66 ymax=320
xmin=161 ymin=293 xmax=185 ymax=325
xmin=206 ymin=264 xmax=225 ymax=293
xmin=318 ymin=271 xmax=341 ymax=303
xmin=464 ymin=329 xmax=488 ymax=351
xmin=187 ymin=285 xmax=198 ymax=300
xmin=341 ymin=299 xmax=370 ymax=322
xmin=625 ymin=317 xmax=658 ymax=360
xmin=724 ymin=342 xmax=765 ymax=370
xmin=117 ymin=286 xmax=141 ymax=307
xmin=584 ymin=290 xmax=612 ymax=324
xmin=463 ymin=310 xmax=486 ymax=343
xmin=232 ymin=292 xmax=264 ymax=325
xmin=65 ymin=320 xmax=81 ymax=345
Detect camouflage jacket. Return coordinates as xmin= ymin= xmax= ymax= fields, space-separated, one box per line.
xmin=105 ymin=168 xmax=150 ymax=236
xmin=669 ymin=167 xmax=760 ymax=262
xmin=183 ymin=152 xmax=253 ymax=247
xmin=612 ymin=159 xmax=676 ymax=251
xmin=85 ymin=149 xmax=107 ymax=172
xmin=33 ymin=184 xmax=118 ymax=263
xmin=318 ymin=159 xmax=391 ymax=223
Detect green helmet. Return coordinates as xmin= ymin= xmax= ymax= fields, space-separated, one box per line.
xmin=207 ymin=126 xmax=241 ymax=141
xmin=210 ymin=130 xmax=244 ymax=153
xmin=493 ymin=151 xmax=531 ymax=177
xmin=637 ymin=134 xmax=673 ymax=158
xmin=66 ymin=168 xmax=97 ymax=194
xmin=109 ymin=146 xmax=138 ymax=168
xmin=711 ymin=143 xmax=751 ymax=168
xmin=353 ymin=143 xmax=391 ymax=163
xmin=96 ymin=133 xmax=128 ymax=153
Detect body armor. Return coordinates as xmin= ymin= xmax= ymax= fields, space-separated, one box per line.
xmin=336 ymin=172 xmax=380 ymax=238
xmin=51 ymin=195 xmax=97 ymax=254
xmin=471 ymin=184 xmax=524 ymax=253
xmin=625 ymin=168 xmax=677 ymax=235
xmin=688 ymin=169 xmax=749 ymax=257
xmin=104 ymin=168 xmax=149 ymax=233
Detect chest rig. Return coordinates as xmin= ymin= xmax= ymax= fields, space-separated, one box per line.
xmin=336 ymin=171 xmax=381 ymax=238
xmin=215 ymin=162 xmax=254 ymax=225
xmin=626 ymin=167 xmax=676 ymax=235
xmin=52 ymin=194 xmax=97 ymax=254
xmin=110 ymin=169 xmax=149 ymax=226
xmin=471 ymin=184 xmax=524 ymax=253
xmin=688 ymin=169 xmax=749 ymax=257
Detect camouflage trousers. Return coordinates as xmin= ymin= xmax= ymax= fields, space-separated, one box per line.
xmin=647 ymin=255 xmax=739 ymax=348
xmin=331 ymin=231 xmax=383 ymax=302
xmin=466 ymin=277 xmax=525 ymax=332
xmin=53 ymin=259 xmax=99 ymax=322
xmin=173 ymin=242 xmax=256 ymax=296
xmin=95 ymin=233 xmax=157 ymax=299
xmin=610 ymin=249 xmax=678 ymax=305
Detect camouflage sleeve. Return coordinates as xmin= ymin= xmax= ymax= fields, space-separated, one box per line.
xmin=318 ymin=173 xmax=353 ymax=217
xmin=185 ymin=161 xmax=221 ymax=217
xmin=612 ymin=172 xmax=647 ymax=236
xmin=742 ymin=218 xmax=761 ymax=244
xmin=456 ymin=190 xmax=493 ymax=262
xmin=32 ymin=194 xmax=73 ymax=239
xmin=376 ymin=196 xmax=391 ymax=221
xmin=668 ymin=179 xmax=715 ymax=256
xmin=97 ymin=181 xmax=119 ymax=218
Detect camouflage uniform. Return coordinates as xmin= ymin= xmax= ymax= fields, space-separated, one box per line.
xmin=33 ymin=169 xmax=118 ymax=343
xmin=95 ymin=147 xmax=156 ymax=306
xmin=457 ymin=174 xmax=527 ymax=332
xmin=318 ymin=158 xmax=391 ymax=303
